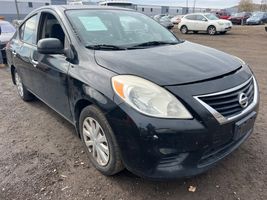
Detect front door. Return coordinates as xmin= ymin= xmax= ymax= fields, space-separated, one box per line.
xmin=195 ymin=15 xmax=208 ymax=31
xmin=33 ymin=11 xmax=72 ymax=120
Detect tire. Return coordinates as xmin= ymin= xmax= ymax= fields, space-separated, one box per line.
xmin=79 ymin=105 xmax=124 ymax=176
xmin=260 ymin=20 xmax=264 ymax=25
xmin=14 ymin=69 xmax=34 ymax=101
xmin=180 ymin=25 xmax=188 ymax=34
xmin=207 ymin=25 xmax=217 ymax=35
xmin=193 ymin=31 xmax=199 ymax=34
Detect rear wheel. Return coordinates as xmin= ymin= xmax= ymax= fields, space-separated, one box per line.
xmin=14 ymin=70 xmax=34 ymax=101
xmin=79 ymin=105 xmax=124 ymax=176
xmin=180 ymin=25 xmax=188 ymax=34
xmin=207 ymin=25 xmax=217 ymax=35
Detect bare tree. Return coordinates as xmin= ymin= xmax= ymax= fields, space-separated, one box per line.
xmin=238 ymin=0 xmax=254 ymax=12
xmin=261 ymin=0 xmax=267 ymax=11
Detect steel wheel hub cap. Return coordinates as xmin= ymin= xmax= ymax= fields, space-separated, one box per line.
xmin=15 ymin=72 xmax=23 ymax=97
xmin=83 ymin=117 xmax=110 ymax=166
xmin=209 ymin=28 xmax=216 ymax=34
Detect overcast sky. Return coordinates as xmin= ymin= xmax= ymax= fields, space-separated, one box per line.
xmin=122 ymin=0 xmax=262 ymax=8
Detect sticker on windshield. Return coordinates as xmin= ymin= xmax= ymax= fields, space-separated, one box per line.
xmin=78 ymin=16 xmax=108 ymax=31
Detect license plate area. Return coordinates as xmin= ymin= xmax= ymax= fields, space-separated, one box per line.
xmin=233 ymin=112 xmax=256 ymax=141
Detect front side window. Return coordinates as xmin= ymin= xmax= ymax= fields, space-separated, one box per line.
xmin=66 ymin=10 xmax=179 ymax=48
xmin=195 ymin=15 xmax=206 ymax=21
xmin=38 ymin=13 xmax=66 ymax=47
xmin=20 ymin=15 xmax=38 ymax=44
xmin=204 ymin=14 xmax=218 ymax=20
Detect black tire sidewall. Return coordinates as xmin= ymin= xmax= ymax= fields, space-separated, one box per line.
xmin=208 ymin=26 xmax=216 ymax=35
xmin=14 ymin=69 xmax=33 ymax=101
xmin=181 ymin=25 xmax=188 ymax=34
xmin=79 ymin=105 xmax=123 ymax=175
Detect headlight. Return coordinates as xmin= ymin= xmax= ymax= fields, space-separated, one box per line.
xmin=112 ymin=75 xmax=193 ymax=119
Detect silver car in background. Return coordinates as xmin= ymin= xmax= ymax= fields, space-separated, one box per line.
xmin=0 ymin=20 xmax=16 ymax=63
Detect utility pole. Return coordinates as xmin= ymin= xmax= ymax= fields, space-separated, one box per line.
xmin=14 ymin=0 xmax=20 ymax=19
xmin=193 ymin=0 xmax=197 ymax=13
xmin=186 ymin=0 xmax=188 ymax=14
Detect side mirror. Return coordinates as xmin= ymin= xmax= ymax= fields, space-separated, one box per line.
xmin=37 ymin=38 xmax=64 ymax=54
xmin=202 ymin=18 xmax=208 ymax=22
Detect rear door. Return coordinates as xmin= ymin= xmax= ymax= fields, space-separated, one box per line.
xmin=13 ymin=14 xmax=40 ymax=93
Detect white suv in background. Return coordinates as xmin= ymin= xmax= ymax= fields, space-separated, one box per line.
xmin=178 ymin=13 xmax=233 ymax=35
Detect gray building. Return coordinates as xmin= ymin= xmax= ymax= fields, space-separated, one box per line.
xmin=136 ymin=4 xmax=209 ymax=16
xmin=0 ymin=0 xmax=51 ymax=22
xmin=0 ymin=0 xmax=213 ymax=23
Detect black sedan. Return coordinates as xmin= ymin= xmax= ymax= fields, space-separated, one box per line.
xmin=6 ymin=5 xmax=259 ymax=180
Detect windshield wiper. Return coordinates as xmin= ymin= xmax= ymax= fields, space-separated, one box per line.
xmin=128 ymin=41 xmax=179 ymax=49
xmin=86 ymin=44 xmax=126 ymax=50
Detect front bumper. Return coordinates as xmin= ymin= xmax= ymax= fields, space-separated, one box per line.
xmin=246 ymin=21 xmax=261 ymax=25
xmin=106 ymin=71 xmax=259 ymax=180
xmin=218 ymin=26 xmax=232 ymax=32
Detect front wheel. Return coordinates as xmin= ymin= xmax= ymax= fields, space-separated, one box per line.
xmin=79 ymin=105 xmax=124 ymax=176
xmin=14 ymin=70 xmax=34 ymax=101
xmin=207 ymin=26 xmax=217 ymax=35
xmin=180 ymin=25 xmax=188 ymax=34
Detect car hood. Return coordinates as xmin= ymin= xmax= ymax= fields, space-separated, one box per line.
xmin=247 ymin=17 xmax=260 ymax=21
xmin=94 ymin=41 xmax=242 ymax=86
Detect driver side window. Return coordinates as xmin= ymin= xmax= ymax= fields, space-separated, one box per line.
xmin=38 ymin=12 xmax=66 ymax=48
xmin=195 ymin=15 xmax=206 ymax=21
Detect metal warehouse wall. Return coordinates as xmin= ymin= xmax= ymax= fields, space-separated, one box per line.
xmin=0 ymin=1 xmax=49 ymax=21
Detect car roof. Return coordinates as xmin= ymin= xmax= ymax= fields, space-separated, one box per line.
xmin=186 ymin=13 xmax=210 ymax=16
xmin=37 ymin=5 xmax=133 ymax=12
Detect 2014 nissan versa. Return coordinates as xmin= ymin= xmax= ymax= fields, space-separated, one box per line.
xmin=6 ymin=5 xmax=259 ymax=179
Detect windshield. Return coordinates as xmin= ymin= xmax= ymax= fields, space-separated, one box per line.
xmin=160 ymin=16 xmax=171 ymax=21
xmin=66 ymin=10 xmax=179 ymax=49
xmin=204 ymin=14 xmax=219 ymax=20
xmin=0 ymin=23 xmax=16 ymax=33
xmin=252 ymin=12 xmax=264 ymax=18
xmin=233 ymin=13 xmax=245 ymax=17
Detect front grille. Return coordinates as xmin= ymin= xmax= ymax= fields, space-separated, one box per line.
xmin=198 ymin=78 xmax=254 ymax=118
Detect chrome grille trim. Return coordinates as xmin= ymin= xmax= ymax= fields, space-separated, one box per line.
xmin=194 ymin=76 xmax=258 ymax=124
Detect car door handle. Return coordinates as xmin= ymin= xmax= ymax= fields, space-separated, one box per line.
xmin=31 ymin=59 xmax=39 ymax=68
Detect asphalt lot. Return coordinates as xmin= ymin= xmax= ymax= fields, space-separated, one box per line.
xmin=0 ymin=25 xmax=266 ymax=200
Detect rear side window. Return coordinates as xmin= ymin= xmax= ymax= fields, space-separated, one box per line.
xmin=20 ymin=15 xmax=38 ymax=44
xmin=185 ymin=15 xmax=195 ymax=20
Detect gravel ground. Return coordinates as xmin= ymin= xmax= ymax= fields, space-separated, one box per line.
xmin=0 ymin=25 xmax=266 ymax=200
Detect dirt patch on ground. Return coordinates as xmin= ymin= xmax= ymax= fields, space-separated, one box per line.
xmin=0 ymin=25 xmax=266 ymax=200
